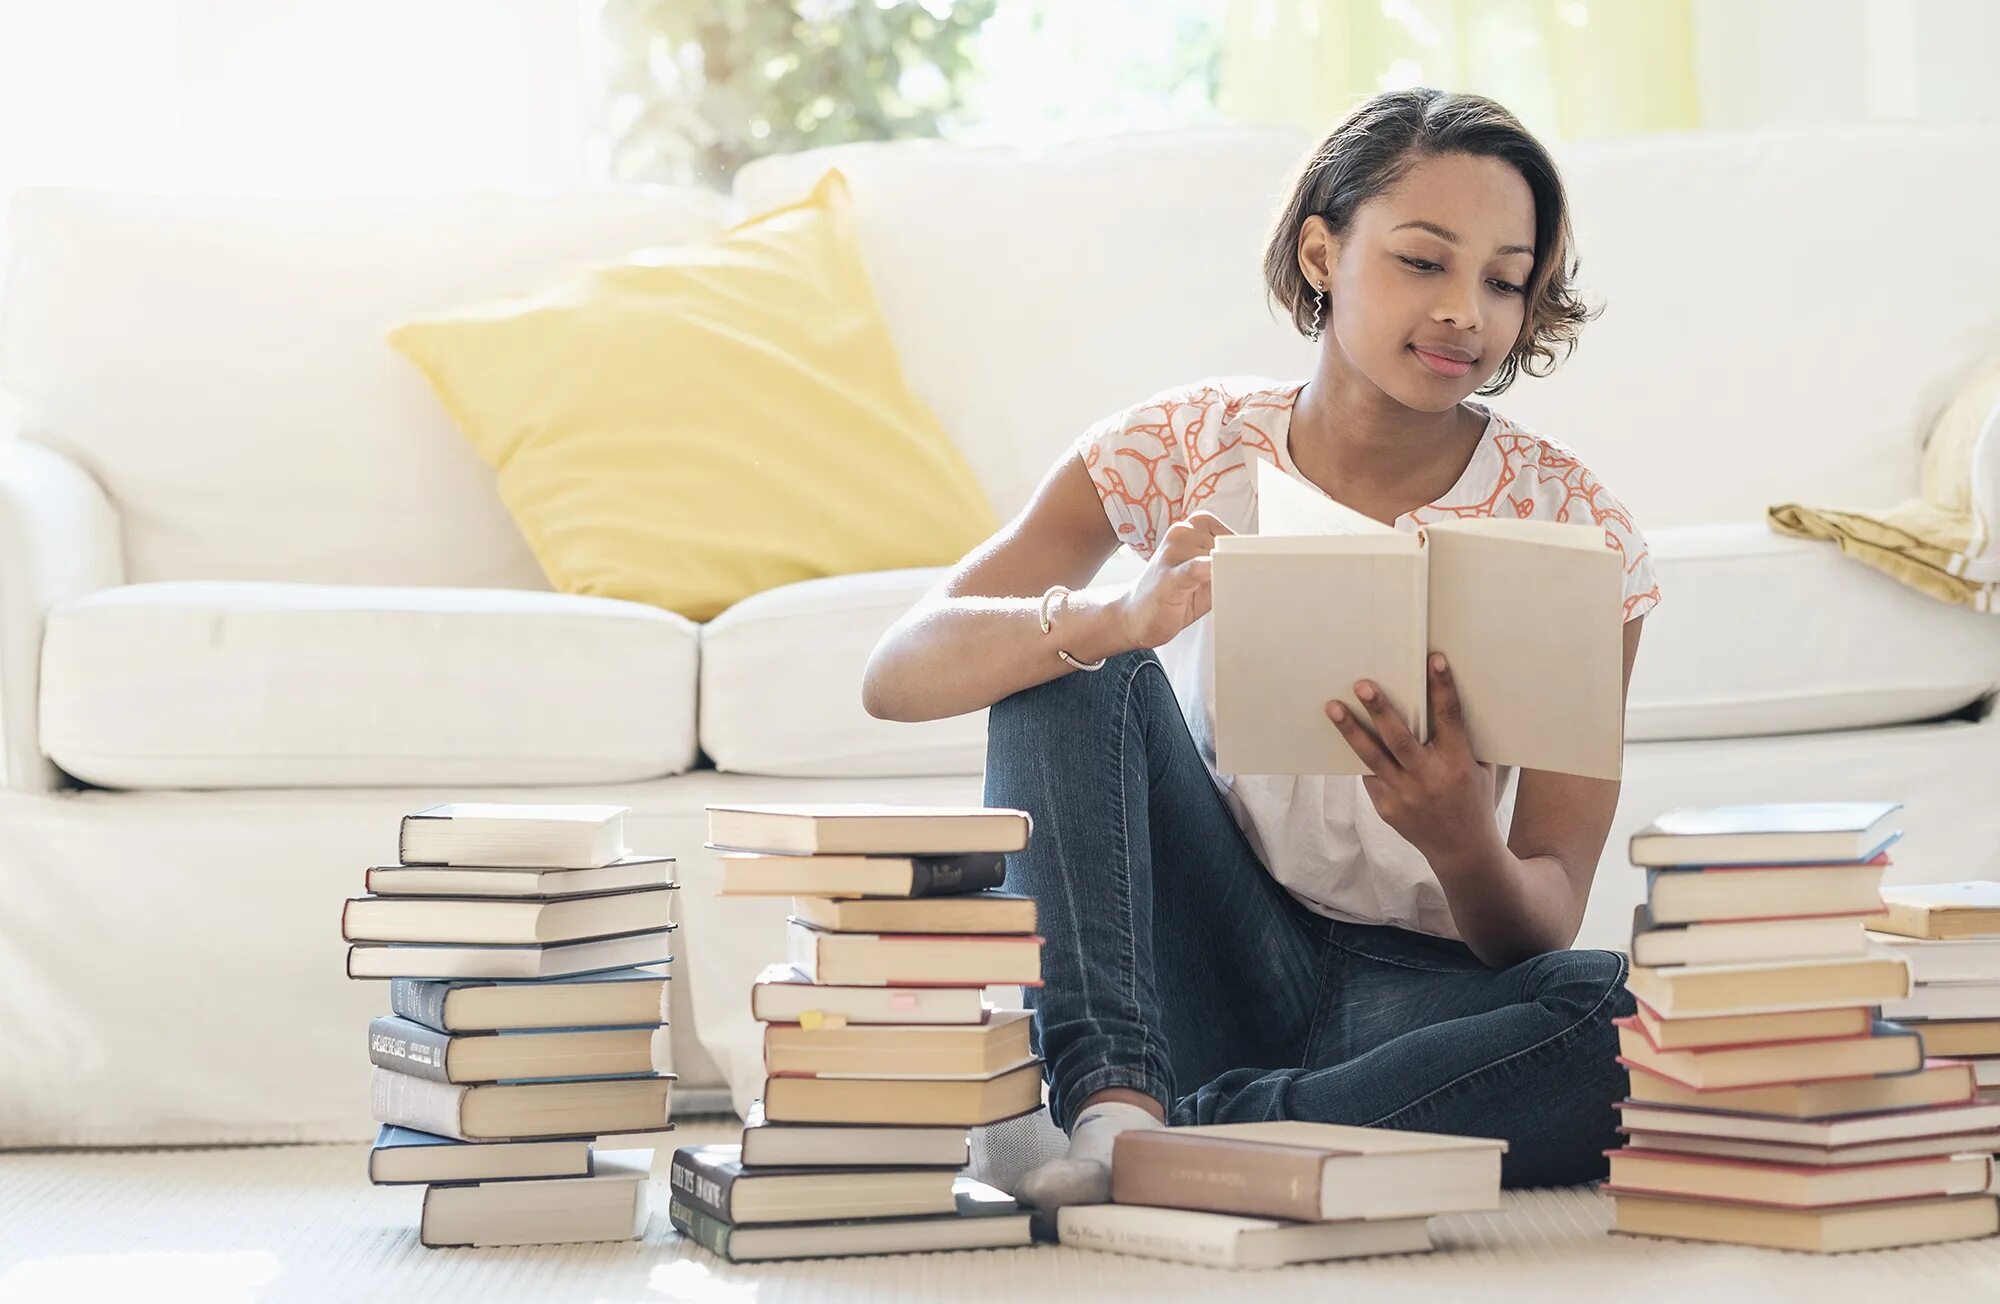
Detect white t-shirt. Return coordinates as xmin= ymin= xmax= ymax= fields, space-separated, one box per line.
xmin=1073 ymin=376 xmax=1663 ymax=939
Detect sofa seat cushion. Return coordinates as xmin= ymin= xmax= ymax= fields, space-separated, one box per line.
xmin=698 ymin=525 xmax=2000 ymax=779
xmin=40 ymin=583 xmax=699 ymax=789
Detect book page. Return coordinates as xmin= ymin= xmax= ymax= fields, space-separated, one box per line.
xmin=1423 ymin=521 xmax=1624 ymax=780
xmin=1211 ymin=535 xmax=1427 ymax=776
xmin=1254 ymin=457 xmax=1398 ymax=537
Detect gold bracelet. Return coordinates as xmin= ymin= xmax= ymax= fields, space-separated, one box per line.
xmin=1037 ymin=584 xmax=1107 ymax=671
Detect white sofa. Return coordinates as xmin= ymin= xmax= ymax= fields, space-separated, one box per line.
xmin=2 ymin=124 xmax=1997 ymax=1147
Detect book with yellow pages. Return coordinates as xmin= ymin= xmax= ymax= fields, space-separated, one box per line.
xmin=706 ymin=804 xmax=1031 ymax=857
xmin=1610 ymin=1191 xmax=1997 ymax=1252
xmin=1614 ymin=1016 xmax=1922 ymax=1090
xmin=1606 ymin=1147 xmax=1993 ymax=1207
xmin=1625 ymin=953 xmax=1911 ymax=1018
xmin=1622 ymin=1058 xmax=1976 ymax=1119
xmin=1866 ymin=881 xmax=2000 ymax=940
xmin=1210 ymin=458 xmax=1624 ymax=780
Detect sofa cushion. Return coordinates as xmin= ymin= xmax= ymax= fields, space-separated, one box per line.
xmin=698 ymin=525 xmax=2000 ymax=779
xmin=0 ymin=186 xmax=732 ymax=590
xmin=40 ymin=583 xmax=699 ymax=790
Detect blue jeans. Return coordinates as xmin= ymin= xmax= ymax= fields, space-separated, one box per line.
xmin=984 ymin=648 xmax=1633 ymax=1188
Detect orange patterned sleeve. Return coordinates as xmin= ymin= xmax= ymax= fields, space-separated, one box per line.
xmin=1071 ymin=390 xmax=1194 ymax=561
xmin=1574 ymin=466 xmax=1661 ymax=622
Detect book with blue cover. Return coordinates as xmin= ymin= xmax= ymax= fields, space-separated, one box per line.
xmin=1629 ymin=802 xmax=1903 ymax=867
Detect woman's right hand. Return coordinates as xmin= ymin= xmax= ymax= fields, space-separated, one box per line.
xmin=1116 ymin=511 xmax=1236 ymax=649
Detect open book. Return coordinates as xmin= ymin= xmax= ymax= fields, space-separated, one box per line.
xmin=1209 ymin=458 xmax=1625 ymax=779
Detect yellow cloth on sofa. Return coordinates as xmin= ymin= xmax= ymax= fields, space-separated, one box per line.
xmin=388 ymin=169 xmax=998 ymax=622
xmin=1769 ymin=357 xmax=2000 ymax=614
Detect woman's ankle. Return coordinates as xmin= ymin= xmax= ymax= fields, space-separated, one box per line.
xmin=1077 ymin=1086 xmax=1166 ymax=1124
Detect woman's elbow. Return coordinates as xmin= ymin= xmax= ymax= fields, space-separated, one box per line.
xmin=861 ymin=645 xmax=913 ymax=722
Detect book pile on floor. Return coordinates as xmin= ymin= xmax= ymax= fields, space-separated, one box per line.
xmin=668 ymin=803 xmax=1040 ymax=1262
xmin=1870 ymin=881 xmax=2000 ymax=1102
xmin=1608 ymin=800 xmax=2000 ymax=1253
xmin=343 ymin=802 xmax=678 ymax=1248
xmin=1055 ymin=1121 xmax=1504 ymax=1269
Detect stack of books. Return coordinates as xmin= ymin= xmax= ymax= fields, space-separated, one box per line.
xmin=1055 ymin=1122 xmax=1504 ymax=1269
xmin=1609 ymin=801 xmax=2000 ymax=1253
xmin=344 ymin=802 xmax=679 ymax=1248
xmin=1871 ymin=882 xmax=2000 ymax=1101
xmin=666 ymin=802 xmax=1041 ymax=1262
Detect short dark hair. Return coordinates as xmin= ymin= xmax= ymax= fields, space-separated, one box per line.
xmin=1262 ymin=88 xmax=1596 ymax=395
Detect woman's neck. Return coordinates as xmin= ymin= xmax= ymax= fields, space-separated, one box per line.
xmin=1290 ymin=355 xmax=1483 ymax=515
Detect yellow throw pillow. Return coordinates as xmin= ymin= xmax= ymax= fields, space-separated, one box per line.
xmin=388 ymin=169 xmax=998 ymax=622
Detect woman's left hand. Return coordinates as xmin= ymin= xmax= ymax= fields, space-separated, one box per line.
xmin=1326 ymin=652 xmax=1500 ymax=868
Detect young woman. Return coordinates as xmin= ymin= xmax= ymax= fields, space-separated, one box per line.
xmin=862 ymin=88 xmax=1660 ymax=1208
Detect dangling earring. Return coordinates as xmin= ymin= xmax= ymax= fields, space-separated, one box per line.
xmin=1308 ymin=283 xmax=1325 ymax=343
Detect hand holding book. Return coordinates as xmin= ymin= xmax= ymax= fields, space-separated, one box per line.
xmin=1326 ymin=653 xmax=1500 ymax=867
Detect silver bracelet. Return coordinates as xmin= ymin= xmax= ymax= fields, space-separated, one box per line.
xmin=1038 ymin=584 xmax=1107 ymax=671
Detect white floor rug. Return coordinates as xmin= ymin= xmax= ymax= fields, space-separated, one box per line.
xmin=4 ymin=1121 xmax=1999 ymax=1303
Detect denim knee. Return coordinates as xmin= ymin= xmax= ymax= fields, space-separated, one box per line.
xmin=1536 ymin=948 xmax=1633 ymax=1028
xmin=985 ymin=648 xmax=1162 ymax=745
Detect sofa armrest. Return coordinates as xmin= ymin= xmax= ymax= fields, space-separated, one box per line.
xmin=0 ymin=430 xmax=122 ymax=790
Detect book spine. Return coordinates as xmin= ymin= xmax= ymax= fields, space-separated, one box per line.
xmin=397 ymin=815 xmax=425 ymax=865
xmin=369 ymin=1066 xmax=471 ymax=1140
xmin=389 ymin=978 xmax=453 ymax=1032
xmin=784 ymin=921 xmax=823 ymax=983
xmin=907 ymin=854 xmax=1008 ymax=897
xmin=368 ymin=1016 xmax=455 ymax=1082
xmin=667 ymin=1149 xmax=738 ymax=1222
xmin=1059 ymin=1213 xmax=1240 ymax=1267
xmin=1110 ymin=1134 xmax=1325 ymax=1221
xmin=667 ymin=1198 xmax=736 ymax=1261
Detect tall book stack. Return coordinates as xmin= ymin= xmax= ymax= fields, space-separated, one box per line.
xmin=1056 ymin=1122 xmax=1505 ymax=1269
xmin=1609 ymin=801 xmax=2000 ymax=1253
xmin=667 ymin=803 xmax=1039 ymax=1262
xmin=1871 ymin=882 xmax=2000 ymax=1103
xmin=343 ymin=803 xmax=679 ymax=1248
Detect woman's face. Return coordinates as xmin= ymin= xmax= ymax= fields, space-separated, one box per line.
xmin=1305 ymin=151 xmax=1538 ymax=412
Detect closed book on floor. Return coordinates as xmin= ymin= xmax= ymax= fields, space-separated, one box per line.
xmin=1629 ymin=802 xmax=1902 ymax=867
xmin=1212 ymin=460 xmax=1624 ymax=780
xmin=419 ymin=1149 xmax=651 ymax=1248
xmin=1605 ymin=1147 xmax=1992 ymax=1207
xmin=706 ymin=803 xmax=1031 ymax=856
xmin=1613 ymin=1016 xmax=1921 ymax=1090
xmin=1111 ymin=1121 xmax=1505 ymax=1222
xmin=666 ymin=1177 xmax=1030 ymax=1262
xmin=390 ymin=967 xmax=667 ymax=1033
xmin=1619 ymin=1126 xmax=2000 ymax=1167
xmin=763 ymin=1009 xmax=1031 ymax=1078
xmin=719 ymin=851 xmax=1007 ymax=899
xmin=790 ymin=891 xmax=1037 ymax=936
xmin=1622 ymin=1058 xmax=1976 ymax=1118
xmin=346 ymin=929 xmax=673 ymax=981
xmin=1617 ymin=1098 xmax=2000 ymax=1147
xmin=1610 ymin=1190 xmax=1998 ymax=1252
xmin=1643 ymin=860 xmax=1888 ymax=926
xmin=1881 ymin=981 xmax=2000 ymax=1022
xmin=1625 ymin=953 xmax=1911 ymax=1018
xmin=1864 ymin=881 xmax=2000 ymax=940
xmin=668 ymin=1144 xmax=956 ymax=1224
xmin=1633 ymin=1000 xmax=1872 ymax=1051
xmin=367 ymin=1125 xmax=593 ymax=1185
xmin=1866 ymin=932 xmax=2000 ymax=983
xmin=738 ymin=1102 xmax=968 ymax=1169
xmin=399 ymin=802 xmax=629 ymax=868
xmin=1631 ymin=907 xmax=1868 ymax=968
xmin=749 ymin=964 xmax=987 ymax=1025
xmin=1057 ymin=1204 xmax=1432 ymax=1269
xmin=369 ymin=1065 xmax=673 ymax=1141
xmin=366 ymin=854 xmax=674 ymax=899
xmin=366 ymin=1015 xmax=665 ymax=1084
xmin=760 ymin=1059 xmax=1043 ymax=1126
xmin=785 ymin=920 xmax=1042 ymax=987
xmin=342 ymin=885 xmax=676 ymax=945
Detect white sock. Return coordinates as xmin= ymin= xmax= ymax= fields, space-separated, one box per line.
xmin=1014 ymin=1101 xmax=1164 ymax=1211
